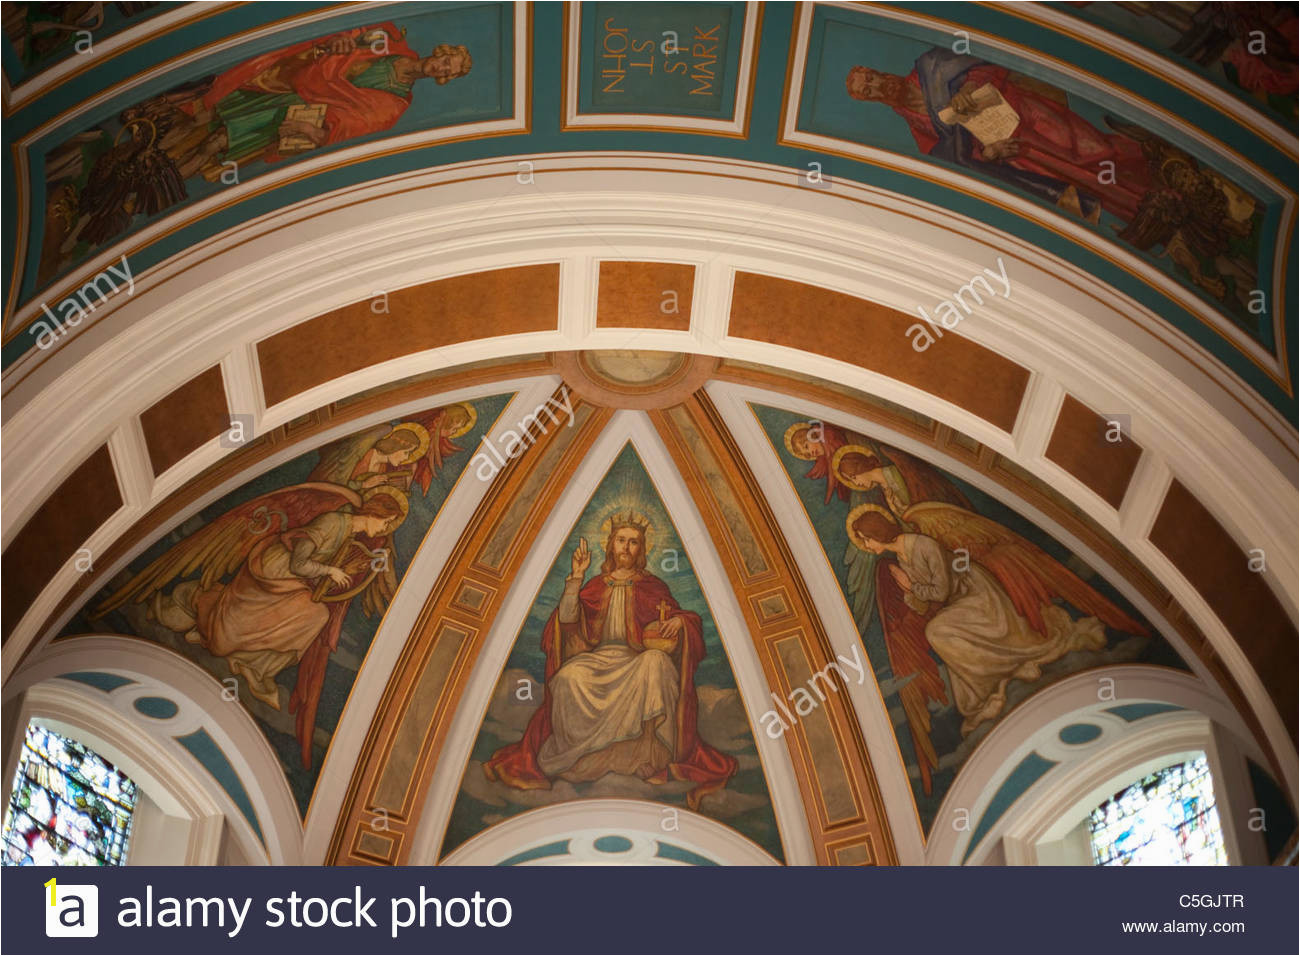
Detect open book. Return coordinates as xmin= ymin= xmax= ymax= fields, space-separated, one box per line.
xmin=937 ymin=83 xmax=1020 ymax=147
xmin=278 ymin=103 xmax=328 ymax=154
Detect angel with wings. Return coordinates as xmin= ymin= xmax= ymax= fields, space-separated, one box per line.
xmin=847 ymin=501 xmax=1149 ymax=747
xmin=92 ymin=482 xmax=407 ymax=768
xmin=87 ymin=404 xmax=475 ymax=770
xmin=311 ymin=401 xmax=476 ymax=496
xmin=831 ymin=438 xmax=971 ymax=795
xmin=786 ymin=424 xmax=973 ymax=794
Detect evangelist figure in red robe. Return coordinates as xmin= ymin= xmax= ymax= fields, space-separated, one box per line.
xmin=484 ymin=518 xmax=737 ymax=810
xmin=846 ymin=48 xmax=1152 ymax=224
xmin=57 ymin=22 xmax=474 ymax=262
xmin=106 ymin=22 xmax=472 ymax=188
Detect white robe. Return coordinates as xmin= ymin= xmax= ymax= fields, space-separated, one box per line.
xmin=898 ymin=534 xmax=1106 ymax=734
xmin=537 ymin=576 xmax=680 ymax=780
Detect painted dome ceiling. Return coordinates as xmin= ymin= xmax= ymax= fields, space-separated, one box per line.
xmin=1 ymin=2 xmax=1295 ymax=866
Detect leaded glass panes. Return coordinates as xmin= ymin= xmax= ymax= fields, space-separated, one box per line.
xmin=2 ymin=722 xmax=137 ymax=866
xmin=1088 ymin=754 xmax=1227 ymax=866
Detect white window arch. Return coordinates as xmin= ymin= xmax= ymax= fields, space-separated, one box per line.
xmin=437 ymin=799 xmax=781 ymax=866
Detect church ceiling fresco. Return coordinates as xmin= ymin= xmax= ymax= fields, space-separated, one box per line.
xmin=2 ymin=1 xmax=172 ymax=83
xmin=3 ymin=347 xmax=1291 ymax=865
xmin=3 ymin=3 xmax=1293 ymax=417
xmin=753 ymin=403 xmax=1189 ymax=832
xmin=58 ymin=393 xmax=512 ymax=814
xmin=1056 ymin=2 xmax=1298 ymax=128
xmin=442 ymin=442 xmax=785 ymax=862
xmin=22 ymin=1 xmax=514 ymax=297
xmin=790 ymin=3 xmax=1283 ymax=349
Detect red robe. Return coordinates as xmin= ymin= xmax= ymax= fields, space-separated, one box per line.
xmin=893 ymin=66 xmax=1152 ymax=222
xmin=201 ymin=22 xmax=418 ymax=162
xmin=484 ymin=571 xmax=737 ymax=810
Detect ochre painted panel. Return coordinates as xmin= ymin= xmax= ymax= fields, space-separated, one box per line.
xmin=728 ymin=273 xmax=1029 ymax=431
xmin=140 ymin=364 xmax=230 ymax=476
xmin=1045 ymin=394 xmax=1142 ymax=509
xmin=258 ymin=265 xmax=560 ymax=406
xmin=1151 ymin=480 xmax=1297 ymax=739
xmin=596 ymin=261 xmax=695 ymax=331
xmin=2 ymin=445 xmax=122 ymax=639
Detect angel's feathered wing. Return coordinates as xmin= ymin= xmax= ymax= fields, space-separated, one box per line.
xmin=902 ymin=501 xmax=1149 ymax=638
xmin=873 ymin=559 xmax=948 ymax=796
xmin=882 ymin=444 xmax=971 ymax=510
xmin=91 ymin=482 xmax=361 ymax=618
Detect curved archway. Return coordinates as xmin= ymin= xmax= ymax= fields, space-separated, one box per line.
xmin=930 ymin=666 xmax=1268 ymax=866
xmin=5 ymin=635 xmax=302 ymax=863
xmin=438 ymin=799 xmax=780 ymax=866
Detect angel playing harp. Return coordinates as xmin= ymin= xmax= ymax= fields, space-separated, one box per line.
xmin=89 ymin=406 xmax=475 ymax=768
xmin=91 ymin=481 xmax=407 ymax=768
xmin=848 ymin=502 xmax=1149 ymax=745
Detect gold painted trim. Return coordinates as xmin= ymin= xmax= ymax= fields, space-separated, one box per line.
xmin=559 ymin=1 xmax=763 ymax=139
xmin=717 ymin=362 xmax=1289 ymax=790
xmin=325 ymin=394 xmax=615 ymax=863
xmin=651 ymin=392 xmax=900 ymax=863
xmin=7 ymin=158 xmax=1289 ymax=465
xmin=11 ymin=356 xmax=553 ymax=670
xmin=422 ymin=430 xmax=799 ymax=865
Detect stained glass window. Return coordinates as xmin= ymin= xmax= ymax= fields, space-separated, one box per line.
xmin=1088 ymin=754 xmax=1227 ymax=866
xmin=2 ymin=722 xmax=137 ymax=866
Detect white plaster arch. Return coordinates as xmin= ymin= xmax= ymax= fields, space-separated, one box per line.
xmin=1 ymin=156 xmax=1293 ymax=852
xmin=989 ymin=712 xmax=1252 ymax=867
xmin=2 ymin=162 xmax=1292 ymax=730
xmin=5 ymin=635 xmax=302 ymax=864
xmin=3 ymin=374 xmax=565 ymax=863
xmin=439 ymin=798 xmax=781 ymax=866
xmin=302 ymin=376 xmax=563 ymax=861
xmin=2 ymin=157 xmax=1292 ymax=559
xmin=4 ymin=681 xmax=226 ymax=865
xmin=923 ymin=665 xmax=1268 ymax=866
xmin=409 ymin=408 xmax=817 ymax=866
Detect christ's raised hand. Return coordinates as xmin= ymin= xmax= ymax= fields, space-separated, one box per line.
xmin=571 ymin=537 xmax=591 ymax=578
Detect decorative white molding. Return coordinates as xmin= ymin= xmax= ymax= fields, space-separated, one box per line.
xmin=782 ymin=3 xmax=1294 ymax=384
xmin=708 ymin=382 xmax=1295 ymax=819
xmin=6 ymin=682 xmax=224 ymax=866
xmin=706 ymin=380 xmax=928 ymax=863
xmin=6 ymin=636 xmax=302 ymax=863
xmin=301 ymin=376 xmax=566 ymax=861
xmin=1010 ymin=374 xmax=1066 ymax=463
xmin=993 ymin=714 xmax=1242 ymax=866
xmin=926 ymin=666 xmax=1267 ymax=865
xmin=6 ymin=3 xmax=532 ymax=332
xmin=1 ymin=157 xmax=1293 ymax=798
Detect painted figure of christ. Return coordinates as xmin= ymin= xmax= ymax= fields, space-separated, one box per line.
xmin=485 ymin=517 xmax=735 ymax=809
